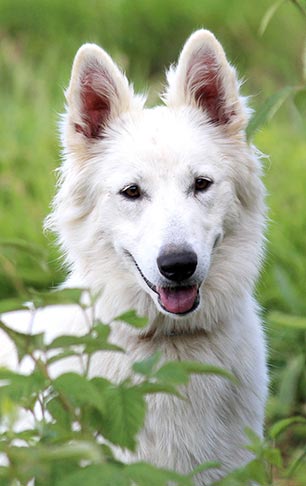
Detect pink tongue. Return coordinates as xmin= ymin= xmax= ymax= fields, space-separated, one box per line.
xmin=157 ymin=286 xmax=198 ymax=314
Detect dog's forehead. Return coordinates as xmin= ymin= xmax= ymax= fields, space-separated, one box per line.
xmin=113 ymin=106 xmax=221 ymax=169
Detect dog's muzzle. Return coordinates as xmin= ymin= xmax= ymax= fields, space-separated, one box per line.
xmin=125 ymin=249 xmax=200 ymax=316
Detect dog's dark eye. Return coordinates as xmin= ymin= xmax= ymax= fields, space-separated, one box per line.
xmin=120 ymin=184 xmax=141 ymax=199
xmin=194 ymin=177 xmax=213 ymax=192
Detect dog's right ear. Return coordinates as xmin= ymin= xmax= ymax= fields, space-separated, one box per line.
xmin=64 ymin=44 xmax=135 ymax=140
xmin=164 ymin=30 xmax=248 ymax=134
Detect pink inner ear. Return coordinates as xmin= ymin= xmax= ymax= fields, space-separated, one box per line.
xmin=75 ymin=69 xmax=112 ymax=139
xmin=187 ymin=51 xmax=234 ymax=125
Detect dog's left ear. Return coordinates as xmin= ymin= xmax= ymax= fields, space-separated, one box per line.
xmin=164 ymin=30 xmax=249 ymax=133
xmin=64 ymin=44 xmax=139 ymax=141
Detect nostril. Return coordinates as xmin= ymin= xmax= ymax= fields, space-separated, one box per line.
xmin=157 ymin=250 xmax=198 ymax=282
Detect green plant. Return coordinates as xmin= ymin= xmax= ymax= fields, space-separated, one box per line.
xmin=0 ymin=289 xmax=236 ymax=485
xmin=0 ymin=289 xmax=305 ymax=485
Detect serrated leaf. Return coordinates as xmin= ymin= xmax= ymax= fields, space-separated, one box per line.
xmin=132 ymin=351 xmax=162 ymax=377
xmin=155 ymin=361 xmax=189 ymax=385
xmin=47 ymin=350 xmax=80 ymax=366
xmin=269 ymin=416 xmax=306 ymax=439
xmin=218 ymin=458 xmax=267 ymax=484
xmin=115 ymin=310 xmax=148 ymax=328
xmin=0 ymin=368 xmax=46 ymax=409
xmin=28 ymin=288 xmax=83 ymax=308
xmin=56 ymin=464 xmax=128 ymax=486
xmin=48 ymin=325 xmax=123 ymax=355
xmin=235 ymin=459 xmax=267 ymax=483
xmin=246 ymin=86 xmax=294 ymax=140
xmin=0 ymin=297 xmax=29 ymax=313
xmin=92 ymin=323 xmax=124 ymax=352
xmin=243 ymin=427 xmax=264 ymax=457
xmin=100 ymin=384 xmax=146 ymax=451
xmin=263 ymin=447 xmax=283 ymax=468
xmin=135 ymin=382 xmax=183 ymax=398
xmin=189 ymin=461 xmax=220 ymax=477
xmin=155 ymin=361 xmax=237 ymax=386
xmin=47 ymin=396 xmax=72 ymax=430
xmin=53 ymin=373 xmax=105 ymax=414
xmin=48 ymin=335 xmax=87 ymax=349
xmin=7 ymin=442 xmax=104 ymax=479
xmin=0 ymin=319 xmax=45 ymax=362
xmin=243 ymin=427 xmax=262 ymax=446
xmin=126 ymin=461 xmax=192 ymax=486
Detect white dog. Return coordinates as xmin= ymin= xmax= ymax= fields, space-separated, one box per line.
xmin=1 ymin=30 xmax=267 ymax=484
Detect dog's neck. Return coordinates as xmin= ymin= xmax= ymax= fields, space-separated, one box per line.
xmin=138 ymin=327 xmax=208 ymax=341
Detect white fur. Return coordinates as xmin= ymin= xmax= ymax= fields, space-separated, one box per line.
xmin=1 ymin=30 xmax=267 ymax=484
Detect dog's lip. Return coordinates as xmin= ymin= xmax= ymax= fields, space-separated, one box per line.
xmin=124 ymin=250 xmax=200 ymax=315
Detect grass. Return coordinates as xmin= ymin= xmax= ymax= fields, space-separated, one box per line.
xmin=0 ymin=0 xmax=305 ymax=479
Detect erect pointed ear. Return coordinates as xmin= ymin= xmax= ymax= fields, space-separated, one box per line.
xmin=164 ymin=30 xmax=249 ymax=132
xmin=65 ymin=43 xmax=136 ymax=140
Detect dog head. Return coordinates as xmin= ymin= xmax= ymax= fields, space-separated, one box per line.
xmin=47 ymin=30 xmax=265 ymax=325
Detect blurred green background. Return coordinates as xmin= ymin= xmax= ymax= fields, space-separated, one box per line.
xmin=0 ymin=0 xmax=305 ymax=463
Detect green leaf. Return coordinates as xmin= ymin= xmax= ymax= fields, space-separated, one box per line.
xmin=189 ymin=461 xmax=220 ymax=478
xmin=278 ymin=355 xmax=305 ymax=414
xmin=47 ymin=350 xmax=81 ymax=366
xmin=268 ymin=311 xmax=306 ymax=330
xmin=246 ymin=86 xmax=294 ymax=140
xmin=92 ymin=323 xmax=124 ymax=352
xmin=135 ymin=381 xmax=183 ymax=398
xmin=0 ymin=319 xmax=45 ymax=361
xmin=0 ymin=297 xmax=29 ymax=313
xmin=47 ymin=396 xmax=72 ymax=430
xmin=132 ymin=351 xmax=162 ymax=377
xmin=273 ymin=265 xmax=305 ymax=314
xmin=56 ymin=464 xmax=128 ymax=486
xmin=99 ymin=384 xmax=146 ymax=451
xmin=243 ymin=427 xmax=262 ymax=446
xmin=155 ymin=361 xmax=237 ymax=386
xmin=53 ymin=373 xmax=106 ymax=414
xmin=0 ymin=238 xmax=48 ymax=258
xmin=115 ymin=310 xmax=148 ymax=328
xmin=243 ymin=427 xmax=264 ymax=456
xmin=48 ymin=324 xmax=123 ymax=354
xmin=217 ymin=458 xmax=267 ymax=485
xmin=126 ymin=461 xmax=193 ymax=486
xmin=286 ymin=449 xmax=306 ymax=478
xmin=263 ymin=447 xmax=283 ymax=468
xmin=28 ymin=288 xmax=83 ymax=308
xmin=303 ymin=40 xmax=306 ymax=82
xmin=258 ymin=0 xmax=287 ymax=36
xmin=7 ymin=442 xmax=105 ymax=483
xmin=0 ymin=368 xmax=46 ymax=409
xmin=269 ymin=416 xmax=306 ymax=439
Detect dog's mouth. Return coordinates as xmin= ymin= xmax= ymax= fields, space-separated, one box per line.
xmin=157 ymin=285 xmax=199 ymax=315
xmin=125 ymin=250 xmax=200 ymax=315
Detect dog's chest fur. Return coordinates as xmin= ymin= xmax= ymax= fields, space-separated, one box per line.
xmin=89 ymin=298 xmax=266 ymax=484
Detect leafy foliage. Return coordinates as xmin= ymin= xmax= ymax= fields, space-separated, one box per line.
xmin=0 ymin=289 xmax=236 ymax=485
xmin=0 ymin=290 xmax=305 ymax=485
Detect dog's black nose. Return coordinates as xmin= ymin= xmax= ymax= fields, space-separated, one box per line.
xmin=157 ymin=250 xmax=198 ymax=282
